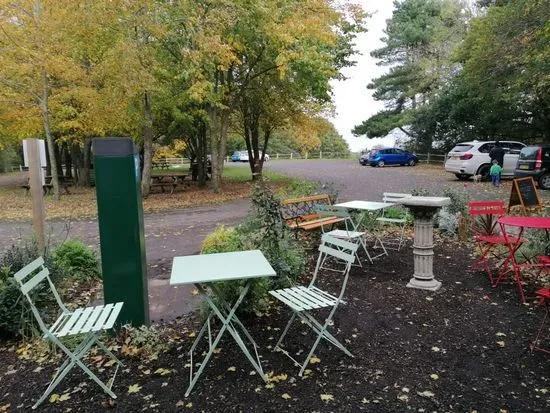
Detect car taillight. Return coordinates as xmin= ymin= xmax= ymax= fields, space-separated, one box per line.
xmin=460 ymin=154 xmax=473 ymax=160
xmin=535 ymin=148 xmax=542 ymax=170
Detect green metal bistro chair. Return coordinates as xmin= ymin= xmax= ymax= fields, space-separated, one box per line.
xmin=315 ymin=204 xmax=372 ymax=265
xmin=375 ymin=192 xmax=411 ymax=251
xmin=269 ymin=234 xmax=358 ymax=376
xmin=13 ymin=257 xmax=124 ymax=409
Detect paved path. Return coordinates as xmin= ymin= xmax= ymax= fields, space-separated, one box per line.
xmin=0 ymin=199 xmax=250 ymax=321
xmin=2 ymin=161 xmax=547 ymax=321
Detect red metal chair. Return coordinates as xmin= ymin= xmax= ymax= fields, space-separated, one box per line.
xmin=531 ymin=288 xmax=550 ymax=354
xmin=468 ymin=201 xmax=524 ymax=284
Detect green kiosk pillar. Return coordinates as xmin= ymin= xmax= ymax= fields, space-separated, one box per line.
xmin=93 ymin=137 xmax=149 ymax=326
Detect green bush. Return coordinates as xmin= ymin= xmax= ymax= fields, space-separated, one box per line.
xmin=0 ymin=242 xmax=63 ymax=339
xmin=201 ymin=181 xmax=306 ymax=315
xmin=52 ymin=240 xmax=101 ymax=280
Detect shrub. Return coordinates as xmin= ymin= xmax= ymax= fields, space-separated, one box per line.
xmin=201 ymin=181 xmax=306 ymax=315
xmin=0 ymin=242 xmax=63 ymax=339
xmin=52 ymin=239 xmax=101 ymax=280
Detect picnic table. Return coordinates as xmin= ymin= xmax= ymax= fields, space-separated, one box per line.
xmin=150 ymin=173 xmax=189 ymax=194
xmin=170 ymin=250 xmax=276 ymax=396
xmin=495 ymin=216 xmax=550 ymax=303
xmin=334 ymin=200 xmax=393 ymax=260
xmin=21 ymin=175 xmax=73 ymax=195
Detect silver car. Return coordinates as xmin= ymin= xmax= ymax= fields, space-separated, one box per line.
xmin=445 ymin=140 xmax=525 ymax=181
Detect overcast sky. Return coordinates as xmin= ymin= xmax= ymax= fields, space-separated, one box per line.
xmin=330 ymin=1 xmax=396 ymax=152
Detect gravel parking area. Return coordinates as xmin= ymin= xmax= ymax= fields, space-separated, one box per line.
xmin=263 ymin=159 xmax=540 ymax=202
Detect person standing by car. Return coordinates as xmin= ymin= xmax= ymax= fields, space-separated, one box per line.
xmin=490 ymin=159 xmax=503 ymax=187
xmin=489 ymin=140 xmax=505 ymax=167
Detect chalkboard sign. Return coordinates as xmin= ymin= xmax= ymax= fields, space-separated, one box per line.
xmin=508 ymin=177 xmax=542 ymax=214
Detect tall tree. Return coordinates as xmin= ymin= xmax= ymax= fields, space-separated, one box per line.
xmin=353 ymin=0 xmax=469 ymax=148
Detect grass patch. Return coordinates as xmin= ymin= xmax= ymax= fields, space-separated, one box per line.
xmin=0 ymin=166 xmax=297 ymax=222
xmin=222 ymin=165 xmax=291 ymax=183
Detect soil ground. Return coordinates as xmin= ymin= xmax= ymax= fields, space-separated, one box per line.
xmin=1 ymin=240 xmax=549 ymax=412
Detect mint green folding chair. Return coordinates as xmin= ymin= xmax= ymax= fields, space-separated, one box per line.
xmin=13 ymin=257 xmax=124 ymax=409
xmin=316 ymin=204 xmax=373 ymax=265
xmin=269 ymin=234 xmax=358 ymax=375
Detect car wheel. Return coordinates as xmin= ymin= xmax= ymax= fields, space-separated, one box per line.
xmin=477 ymin=164 xmax=491 ymax=181
xmin=539 ymin=173 xmax=550 ymax=190
xmin=408 ymin=159 xmax=416 ymax=166
xmin=378 ymin=160 xmax=385 ymax=167
xmin=455 ymin=173 xmax=469 ymax=181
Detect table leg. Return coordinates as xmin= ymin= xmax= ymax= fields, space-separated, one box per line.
xmin=184 ymin=281 xmax=266 ymax=397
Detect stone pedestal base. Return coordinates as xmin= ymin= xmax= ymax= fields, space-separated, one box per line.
xmin=407 ymin=277 xmax=442 ymax=291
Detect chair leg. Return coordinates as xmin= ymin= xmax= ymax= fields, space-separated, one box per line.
xmin=274 ymin=313 xmax=297 ymax=350
xmin=531 ymin=305 xmax=550 ymax=354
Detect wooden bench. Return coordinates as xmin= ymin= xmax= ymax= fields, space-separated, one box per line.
xmin=280 ymin=194 xmax=346 ymax=231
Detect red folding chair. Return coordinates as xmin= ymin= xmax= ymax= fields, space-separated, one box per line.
xmin=531 ymin=288 xmax=550 ymax=354
xmin=468 ymin=201 xmax=524 ymax=284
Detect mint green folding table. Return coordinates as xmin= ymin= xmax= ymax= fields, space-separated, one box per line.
xmin=170 ymin=250 xmax=276 ymax=396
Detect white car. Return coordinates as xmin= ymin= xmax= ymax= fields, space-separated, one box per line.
xmin=444 ymin=140 xmax=525 ymax=181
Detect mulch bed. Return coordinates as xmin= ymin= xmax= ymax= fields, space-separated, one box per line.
xmin=1 ymin=240 xmax=550 ymax=412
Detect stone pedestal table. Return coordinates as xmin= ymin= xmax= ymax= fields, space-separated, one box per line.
xmin=395 ymin=196 xmax=451 ymax=291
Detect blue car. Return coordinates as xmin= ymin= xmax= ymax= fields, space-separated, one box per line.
xmin=360 ymin=148 xmax=418 ymax=167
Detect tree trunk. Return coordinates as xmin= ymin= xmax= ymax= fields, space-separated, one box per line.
xmin=209 ymin=106 xmax=229 ymax=193
xmin=41 ymin=71 xmax=60 ymax=200
xmin=80 ymin=138 xmax=92 ymax=187
xmin=141 ymin=91 xmax=153 ymax=197
xmin=63 ymin=142 xmax=72 ymax=178
xmin=53 ymin=140 xmax=63 ymax=177
xmin=70 ymin=143 xmax=81 ymax=184
xmin=197 ymin=121 xmax=207 ymax=187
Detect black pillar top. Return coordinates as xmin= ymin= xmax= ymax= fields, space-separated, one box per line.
xmin=92 ymin=138 xmax=137 ymax=157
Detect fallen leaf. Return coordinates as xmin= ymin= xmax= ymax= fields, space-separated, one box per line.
xmin=397 ymin=394 xmax=409 ymax=402
xmin=430 ymin=374 xmax=439 ymax=380
xmin=186 ymin=402 xmax=193 ymax=408
xmin=281 ymin=393 xmax=292 ymax=400
xmin=265 ymin=383 xmax=275 ymax=389
xmin=191 ymin=288 xmax=199 ymax=296
xmin=154 ymin=368 xmax=171 ymax=376
xmin=309 ymin=356 xmax=321 ymax=364
xmin=227 ymin=366 xmax=236 ymax=372
xmin=431 ymin=346 xmax=440 ymax=352
xmin=49 ymin=394 xmax=60 ymax=403
xmin=417 ymin=390 xmax=435 ymax=398
xmin=496 ymin=332 xmax=507 ymax=337
xmin=128 ymin=384 xmax=142 ymax=394
xmin=496 ymin=341 xmax=506 ymax=348
xmin=320 ymin=393 xmax=334 ymax=402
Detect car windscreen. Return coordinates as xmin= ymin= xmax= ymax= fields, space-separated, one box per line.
xmin=449 ymin=145 xmax=473 ymax=153
xmin=518 ymin=147 xmax=540 ymax=160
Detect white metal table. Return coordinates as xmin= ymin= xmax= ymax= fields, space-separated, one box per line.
xmin=170 ymin=250 xmax=276 ymax=396
xmin=335 ymin=201 xmax=393 ymax=260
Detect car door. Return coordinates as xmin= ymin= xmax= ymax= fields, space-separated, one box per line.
xmin=502 ymin=142 xmax=524 ymax=175
xmin=394 ymin=149 xmax=407 ymax=164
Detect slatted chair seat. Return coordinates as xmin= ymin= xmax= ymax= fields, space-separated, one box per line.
xmin=292 ymin=216 xmax=346 ymax=230
xmin=269 ymin=235 xmax=358 ymax=376
xmin=270 ymin=286 xmax=340 ymax=312
xmin=50 ymin=303 xmax=124 ymax=338
xmin=13 ymin=257 xmax=124 ymax=409
xmin=475 ymin=234 xmax=525 ymax=244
